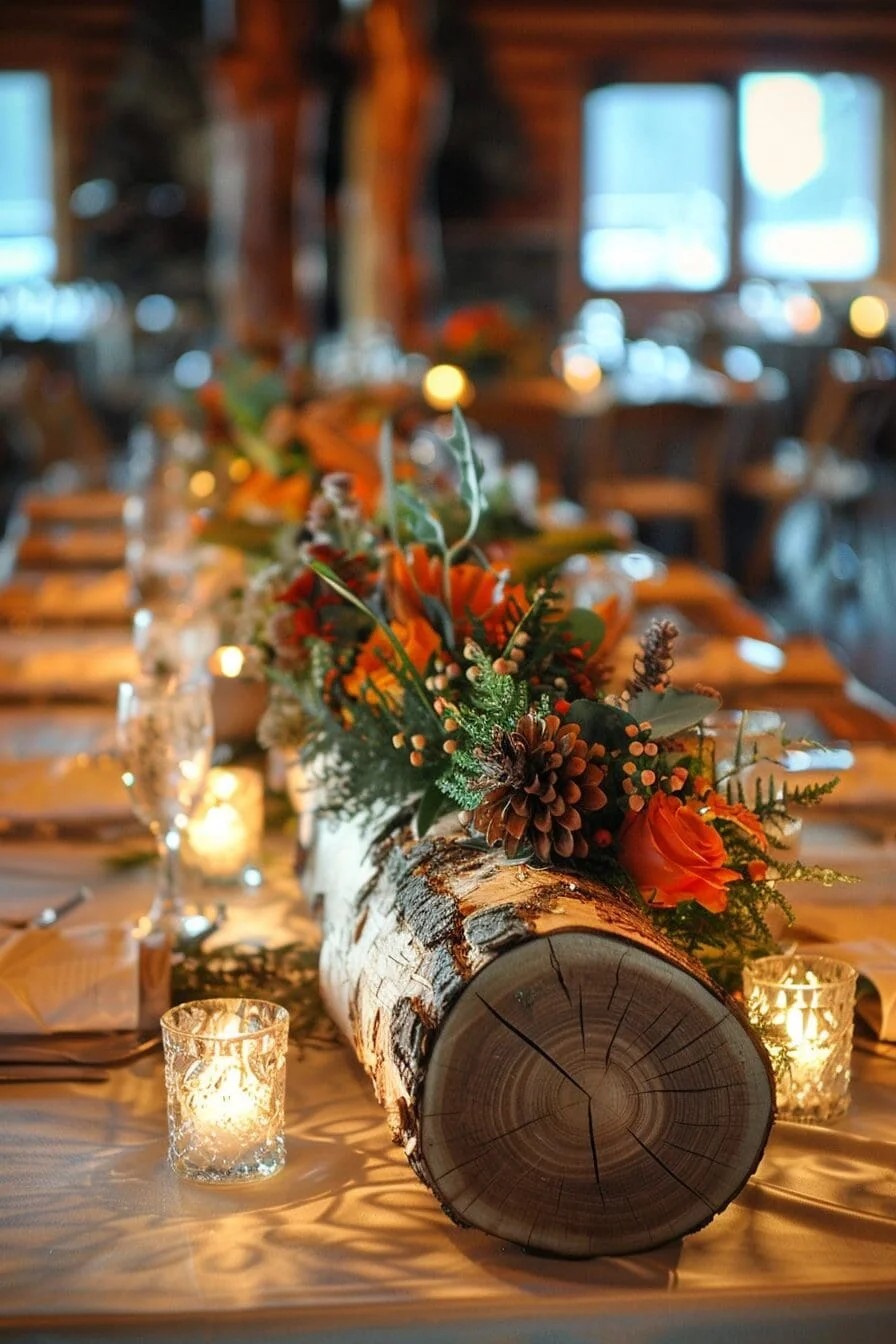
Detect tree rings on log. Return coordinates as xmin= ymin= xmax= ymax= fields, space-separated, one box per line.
xmin=419 ymin=929 xmax=774 ymax=1258
xmin=311 ymin=815 xmax=775 ymax=1259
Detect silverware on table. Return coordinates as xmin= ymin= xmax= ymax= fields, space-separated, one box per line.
xmin=0 ymin=1031 xmax=160 ymax=1067
xmin=0 ymin=1065 xmax=110 ymax=1084
xmin=0 ymin=885 xmax=91 ymax=931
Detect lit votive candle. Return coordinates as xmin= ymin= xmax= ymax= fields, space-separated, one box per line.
xmin=161 ymin=998 xmax=289 ymax=1182
xmin=743 ymin=954 xmax=857 ymax=1124
xmin=208 ymin=645 xmax=269 ymax=745
xmin=185 ymin=766 xmax=264 ymax=883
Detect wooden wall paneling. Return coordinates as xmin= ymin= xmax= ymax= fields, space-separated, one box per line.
xmin=0 ymin=0 xmax=134 ymax=280
xmin=461 ymin=0 xmax=896 ymax=320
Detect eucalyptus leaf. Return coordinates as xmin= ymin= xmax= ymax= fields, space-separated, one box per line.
xmin=566 ymin=698 xmax=639 ymax=748
xmin=447 ymin=405 xmax=484 ymax=543
xmin=394 ymin=484 xmax=447 ymax=552
xmin=563 ymin=607 xmax=606 ymax=651
xmin=626 ymin=686 xmax=721 ymax=736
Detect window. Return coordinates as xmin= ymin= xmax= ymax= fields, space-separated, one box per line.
xmin=0 ymin=72 xmax=56 ymax=285
xmin=581 ymin=73 xmax=882 ymax=291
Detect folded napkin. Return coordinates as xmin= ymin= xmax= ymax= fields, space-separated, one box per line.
xmin=0 ymin=754 xmax=133 ymax=835
xmin=0 ymin=628 xmax=137 ymax=701
xmin=799 ymin=939 xmax=896 ymax=1042
xmin=0 ymin=923 xmax=139 ymax=1033
xmin=786 ymin=743 xmax=896 ymax=810
xmin=0 ymin=570 xmax=131 ymax=625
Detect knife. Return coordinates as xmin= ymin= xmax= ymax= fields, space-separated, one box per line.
xmin=0 ymin=1065 xmax=110 ymax=1084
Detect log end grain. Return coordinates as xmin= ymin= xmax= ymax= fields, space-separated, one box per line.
xmin=418 ymin=929 xmax=774 ymax=1258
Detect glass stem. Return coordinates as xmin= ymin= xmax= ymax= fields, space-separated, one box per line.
xmin=151 ymin=826 xmax=183 ymax=929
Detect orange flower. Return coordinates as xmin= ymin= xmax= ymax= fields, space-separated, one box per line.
xmin=227 ymin=468 xmax=313 ymax=522
xmin=390 ymin=545 xmax=528 ymax=647
xmin=691 ymin=785 xmax=770 ymax=856
xmin=343 ymin=617 xmax=442 ymax=704
xmin=617 ymin=791 xmax=740 ymax=914
xmin=693 ymin=784 xmax=773 ymax=881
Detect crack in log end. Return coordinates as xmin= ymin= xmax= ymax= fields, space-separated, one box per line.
xmin=353 ymin=907 xmax=368 ymax=942
xmin=548 ymin=937 xmax=573 ymax=1007
xmin=626 ymin=1126 xmax=714 ymax=1215
xmin=475 ymin=994 xmax=590 ymax=1099
xmin=587 ymin=1099 xmax=606 ymax=1208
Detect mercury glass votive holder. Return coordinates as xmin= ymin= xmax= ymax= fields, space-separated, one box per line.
xmin=161 ymin=998 xmax=289 ymax=1182
xmin=743 ymin=954 xmax=857 ymax=1124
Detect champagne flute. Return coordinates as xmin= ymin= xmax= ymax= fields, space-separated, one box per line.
xmin=117 ymin=678 xmax=216 ymax=943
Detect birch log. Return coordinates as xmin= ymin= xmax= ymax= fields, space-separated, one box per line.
xmin=308 ymin=811 xmax=775 ymax=1258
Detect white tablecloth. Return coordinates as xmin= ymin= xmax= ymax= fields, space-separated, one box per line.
xmin=1 ymin=824 xmax=895 ymax=1342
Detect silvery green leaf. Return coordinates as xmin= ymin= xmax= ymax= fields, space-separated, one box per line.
xmin=627 ymin=686 xmax=721 ymax=736
xmin=563 ymin=607 xmax=606 ymax=651
xmin=394 ymin=484 xmax=446 ymax=551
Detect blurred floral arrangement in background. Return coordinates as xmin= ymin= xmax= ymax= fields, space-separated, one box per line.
xmin=434 ymin=301 xmax=543 ymax=378
xmin=190 ymin=353 xmax=384 ymax=533
xmin=240 ymin=411 xmax=846 ymax=988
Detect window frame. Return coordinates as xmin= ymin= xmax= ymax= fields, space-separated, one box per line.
xmin=0 ymin=53 xmax=74 ymax=284
xmin=562 ymin=51 xmax=893 ymax=316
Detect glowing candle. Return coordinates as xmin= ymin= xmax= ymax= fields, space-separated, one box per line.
xmin=185 ymin=767 xmax=263 ymax=881
xmin=161 ymin=998 xmax=289 ymax=1182
xmin=743 ymin=955 xmax=857 ymax=1124
xmin=209 ymin=645 xmax=246 ymax=679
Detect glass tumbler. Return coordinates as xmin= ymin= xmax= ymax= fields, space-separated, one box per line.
xmin=743 ymin=954 xmax=857 ymax=1124
xmin=703 ymin=709 xmax=785 ymax=802
xmin=161 ymin=998 xmax=289 ymax=1182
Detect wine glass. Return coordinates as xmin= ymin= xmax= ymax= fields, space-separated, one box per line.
xmin=117 ymin=678 xmax=216 ymax=944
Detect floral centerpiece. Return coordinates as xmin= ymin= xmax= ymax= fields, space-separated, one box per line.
xmin=434 ymin=301 xmax=542 ymax=379
xmin=190 ymin=353 xmax=383 ymax=538
xmin=243 ymin=410 xmax=842 ymax=990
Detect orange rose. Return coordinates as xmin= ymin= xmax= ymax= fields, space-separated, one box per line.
xmin=343 ymin=617 xmax=442 ymax=704
xmin=617 ymin=792 xmax=740 ymax=914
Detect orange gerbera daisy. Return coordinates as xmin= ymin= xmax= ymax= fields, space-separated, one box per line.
xmin=390 ymin=544 xmax=529 ymax=648
xmin=342 ymin=616 xmax=442 ymax=704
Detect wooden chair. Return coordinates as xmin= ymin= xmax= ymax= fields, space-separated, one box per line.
xmin=578 ymin=398 xmax=729 ymax=570
xmin=468 ymin=380 xmax=575 ymax=501
xmin=732 ymin=349 xmax=895 ymax=592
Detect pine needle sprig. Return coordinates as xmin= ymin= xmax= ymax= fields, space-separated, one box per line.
xmin=437 ymin=663 xmax=535 ymax=811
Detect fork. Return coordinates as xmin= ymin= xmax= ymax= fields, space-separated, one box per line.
xmin=0 ymin=886 xmax=91 ymax=931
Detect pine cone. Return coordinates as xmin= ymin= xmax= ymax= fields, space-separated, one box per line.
xmin=472 ymin=712 xmax=608 ymax=862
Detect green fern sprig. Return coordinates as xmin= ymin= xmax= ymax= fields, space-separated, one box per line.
xmin=728 ymin=772 xmax=841 ymax=817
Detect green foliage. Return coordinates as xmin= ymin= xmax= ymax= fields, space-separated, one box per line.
xmin=393 ymin=484 xmax=447 ymax=551
xmin=438 ymin=662 xmax=534 ymax=811
xmin=646 ymin=880 xmax=793 ymax=995
xmin=626 ymin=686 xmax=722 ymax=736
xmin=173 ymin=940 xmax=337 ymax=1047
xmin=566 ymin=698 xmax=639 ymax=750
xmin=447 ymin=403 xmax=485 ymax=550
xmin=563 ymin=606 xmax=607 ymax=652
